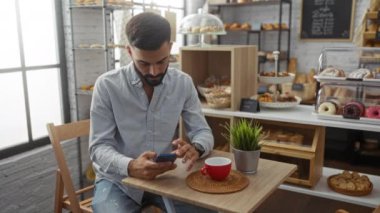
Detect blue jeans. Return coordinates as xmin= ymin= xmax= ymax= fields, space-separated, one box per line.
xmin=92 ymin=179 xmax=216 ymax=213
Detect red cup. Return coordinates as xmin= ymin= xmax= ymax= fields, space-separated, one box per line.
xmin=201 ymin=157 xmax=232 ymax=181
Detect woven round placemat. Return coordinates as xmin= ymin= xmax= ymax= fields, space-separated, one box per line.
xmin=186 ymin=170 xmax=249 ymax=194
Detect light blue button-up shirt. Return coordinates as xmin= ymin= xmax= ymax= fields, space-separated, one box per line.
xmin=89 ymin=62 xmax=214 ymax=204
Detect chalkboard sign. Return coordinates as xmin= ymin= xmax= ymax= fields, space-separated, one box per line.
xmin=300 ymin=0 xmax=355 ymax=40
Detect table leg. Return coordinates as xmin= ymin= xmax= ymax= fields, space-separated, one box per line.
xmin=162 ymin=197 xmax=176 ymax=213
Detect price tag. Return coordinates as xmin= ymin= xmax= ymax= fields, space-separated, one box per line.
xmin=292 ymin=83 xmax=304 ymax=91
xmin=342 ymin=114 xmax=360 ymax=120
xmin=240 ymin=98 xmax=260 ymax=113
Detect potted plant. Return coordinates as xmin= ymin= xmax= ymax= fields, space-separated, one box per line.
xmin=222 ymin=119 xmax=266 ymax=174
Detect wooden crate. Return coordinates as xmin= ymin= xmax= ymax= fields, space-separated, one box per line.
xmin=179 ymin=45 xmax=258 ymax=151
xmin=180 ymin=45 xmax=257 ymax=110
xmin=258 ymin=119 xmax=325 ymax=188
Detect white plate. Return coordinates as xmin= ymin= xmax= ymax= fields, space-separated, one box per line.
xmin=314 ymin=113 xmax=380 ymax=125
xmin=259 ymin=73 xmax=295 ymax=84
xmin=260 ymin=96 xmax=301 ymax=109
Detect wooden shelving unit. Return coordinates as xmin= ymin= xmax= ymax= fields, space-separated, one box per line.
xmin=202 ymin=105 xmax=380 ymax=207
xmin=258 ymin=119 xmax=325 ymax=187
xmin=179 ymin=45 xmax=258 ymax=151
xmin=363 ymin=10 xmax=380 ymax=47
xmin=180 ymin=45 xmax=258 ymax=110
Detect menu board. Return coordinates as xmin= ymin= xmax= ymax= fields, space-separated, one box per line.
xmin=300 ymin=0 xmax=355 ymax=40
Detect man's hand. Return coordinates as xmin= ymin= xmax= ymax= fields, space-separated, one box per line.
xmin=172 ymin=138 xmax=199 ymax=171
xmin=128 ymin=151 xmax=176 ymax=180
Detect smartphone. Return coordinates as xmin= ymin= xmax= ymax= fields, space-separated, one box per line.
xmin=154 ymin=153 xmax=177 ymax=163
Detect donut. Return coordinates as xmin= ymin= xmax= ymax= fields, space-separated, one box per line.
xmin=327 ymin=98 xmax=342 ymax=114
xmin=343 ymin=101 xmax=365 ymax=119
xmin=348 ymin=68 xmax=373 ymax=79
xmin=319 ymin=67 xmax=345 ymax=77
xmin=366 ymin=106 xmax=380 ymax=119
xmin=318 ymin=101 xmax=337 ymax=115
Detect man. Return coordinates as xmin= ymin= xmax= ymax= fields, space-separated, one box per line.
xmin=89 ymin=12 xmax=214 ymax=212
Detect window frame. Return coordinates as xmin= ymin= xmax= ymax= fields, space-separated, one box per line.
xmin=0 ymin=0 xmax=69 ymax=159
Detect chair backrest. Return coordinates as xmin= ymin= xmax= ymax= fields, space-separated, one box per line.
xmin=47 ymin=119 xmax=90 ymax=212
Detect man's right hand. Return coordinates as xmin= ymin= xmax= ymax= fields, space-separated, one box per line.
xmin=127 ymin=151 xmax=177 ymax=180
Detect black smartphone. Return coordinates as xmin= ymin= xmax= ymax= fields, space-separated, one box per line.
xmin=154 ymin=153 xmax=177 ymax=163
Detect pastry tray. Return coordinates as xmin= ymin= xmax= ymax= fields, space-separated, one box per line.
xmin=327 ymin=175 xmax=373 ymax=197
xmin=259 ymin=96 xmax=301 ymax=109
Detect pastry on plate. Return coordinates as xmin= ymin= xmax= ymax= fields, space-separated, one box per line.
xmin=328 ymin=170 xmax=373 ymax=196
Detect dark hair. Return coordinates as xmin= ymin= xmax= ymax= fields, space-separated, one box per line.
xmin=126 ymin=12 xmax=171 ymax=50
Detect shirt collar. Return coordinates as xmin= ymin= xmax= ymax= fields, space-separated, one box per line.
xmin=128 ymin=62 xmax=143 ymax=87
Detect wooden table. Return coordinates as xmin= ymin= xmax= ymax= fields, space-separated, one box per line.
xmin=122 ymin=150 xmax=296 ymax=213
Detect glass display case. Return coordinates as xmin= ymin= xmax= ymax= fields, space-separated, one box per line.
xmin=179 ymin=13 xmax=226 ymax=46
xmin=315 ymin=47 xmax=380 ymax=125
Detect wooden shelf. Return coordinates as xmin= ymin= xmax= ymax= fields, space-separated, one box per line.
xmin=180 ymin=45 xmax=257 ymax=110
xmin=201 ymin=105 xmax=380 ymax=132
xmin=257 ymin=119 xmax=325 ymax=187
xmin=76 ymin=89 xmax=93 ymax=96
xmin=366 ymin=11 xmax=378 ymax=20
xmin=363 ymin=31 xmax=376 ymax=40
xmin=179 ymin=45 xmax=258 ymax=150
xmin=279 ymin=167 xmax=380 ymax=208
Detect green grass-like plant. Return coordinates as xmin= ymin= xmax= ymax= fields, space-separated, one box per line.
xmin=222 ymin=119 xmax=266 ymax=151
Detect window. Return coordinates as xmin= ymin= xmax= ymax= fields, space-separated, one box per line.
xmin=0 ymin=0 xmax=68 ymax=158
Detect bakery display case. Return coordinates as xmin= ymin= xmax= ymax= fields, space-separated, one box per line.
xmin=258 ymin=119 xmax=325 ymax=188
xmin=315 ymin=47 xmax=380 ymax=125
xmin=179 ymin=12 xmax=226 ymax=46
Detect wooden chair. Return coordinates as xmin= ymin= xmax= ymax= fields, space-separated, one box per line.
xmin=47 ymin=119 xmax=93 ymax=213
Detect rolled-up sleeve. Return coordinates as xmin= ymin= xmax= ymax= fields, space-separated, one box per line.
xmin=181 ymin=77 xmax=214 ymax=158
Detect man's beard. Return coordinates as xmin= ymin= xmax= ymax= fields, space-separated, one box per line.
xmin=134 ymin=64 xmax=168 ymax=87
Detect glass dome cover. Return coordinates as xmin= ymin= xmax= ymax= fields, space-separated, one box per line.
xmin=179 ymin=13 xmax=226 ymax=35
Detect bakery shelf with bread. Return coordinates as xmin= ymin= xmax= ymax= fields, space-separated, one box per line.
xmin=209 ymin=0 xmax=292 ymax=74
xmin=71 ymin=0 xmax=134 ymax=9
xmin=258 ymin=119 xmax=325 ymax=188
